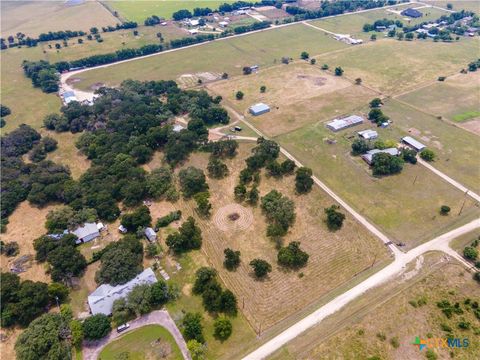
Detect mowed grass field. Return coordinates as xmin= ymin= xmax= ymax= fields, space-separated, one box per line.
xmin=153 ymin=143 xmax=390 ymax=332
xmin=308 ymin=4 xmax=449 ymax=40
xmin=0 ymin=0 xmax=118 ymax=37
xmin=270 ymin=252 xmax=480 ymax=360
xmin=315 ymin=38 xmax=479 ymax=95
xmin=208 ymin=62 xmax=377 ymax=137
xmin=106 ymin=0 xmax=235 ymax=22
xmin=423 ymin=0 xmax=480 ymax=14
xmin=397 ymin=71 xmax=480 ymax=126
xmin=73 ymin=23 xmax=349 ymax=90
xmin=382 ymin=99 xmax=480 ymax=193
xmin=99 ymin=325 xmax=182 ymax=360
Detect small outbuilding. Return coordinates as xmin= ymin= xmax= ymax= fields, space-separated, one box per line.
xmin=144 ymin=227 xmax=157 ymax=242
xmin=72 ymin=223 xmax=100 ymax=244
xmin=358 ymin=129 xmax=378 ymax=140
xmin=361 ymin=148 xmax=399 ymax=165
xmin=173 ymin=124 xmax=185 ymax=133
xmin=401 ymin=8 xmax=423 ymax=18
xmin=401 ymin=136 xmax=426 ymax=152
xmin=326 ymin=115 xmax=364 ymax=132
xmin=118 ymin=224 xmax=127 ymax=234
xmin=249 ymin=103 xmax=270 ymax=116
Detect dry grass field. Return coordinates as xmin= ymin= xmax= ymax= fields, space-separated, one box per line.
xmin=270 ymin=252 xmax=480 ymax=359
xmin=207 ymin=62 xmax=377 ymax=137
xmin=0 ymin=1 xmax=118 ymax=38
xmin=422 ymin=0 xmax=480 ymax=14
xmin=149 ymin=143 xmax=391 ymax=331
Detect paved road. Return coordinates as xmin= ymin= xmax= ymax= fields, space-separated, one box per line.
xmin=243 ymin=218 xmax=480 ymax=360
xmin=82 ymin=310 xmax=190 ymax=360
xmin=417 ymin=158 xmax=480 ymax=202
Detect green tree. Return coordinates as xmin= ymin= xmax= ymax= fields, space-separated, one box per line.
xmin=150 ymin=280 xmax=170 ymax=306
xmin=48 ymin=282 xmax=69 ymax=304
xmin=261 ymin=190 xmax=296 ymax=236
xmin=48 ymin=244 xmax=87 ymax=283
xmin=235 ymin=91 xmax=244 ymax=100
xmin=310 ymin=58 xmax=317 ymax=65
xmin=250 ymin=259 xmax=272 ymax=279
xmin=295 ymin=167 xmax=313 ymax=194
xmin=324 ymin=205 xmax=346 ymax=231
xmin=224 ymin=248 xmax=241 ymax=271
xmin=193 ymin=267 xmax=217 ymax=295
xmin=260 ymin=85 xmax=267 ymax=93
xmin=321 ymin=64 xmax=329 ymax=70
xmin=464 ymin=247 xmax=478 ymax=260
xmin=420 ymin=149 xmax=435 ymax=162
xmin=194 ymin=192 xmax=212 ymax=217
xmin=182 ymin=312 xmax=205 ymax=343
xmin=234 ymin=184 xmax=247 ymax=201
xmin=440 ymin=205 xmax=451 ymax=215
xmin=70 ymin=319 xmax=84 ymax=349
xmin=300 ymin=51 xmax=309 ymax=60
xmin=179 ymin=167 xmax=208 ymax=198
xmin=370 ymin=34 xmax=377 ymax=41
xmin=335 ymin=67 xmax=344 ymax=76
xmin=371 ymin=153 xmax=404 ymax=176
xmin=145 ymin=243 xmax=159 ymax=258
xmin=166 ymin=216 xmax=202 ymax=253
xmin=369 ymin=98 xmax=383 ymax=108
xmin=214 ymin=316 xmax=233 ymax=341
xmin=277 ymin=241 xmax=309 ymax=268
xmin=207 ymin=158 xmax=228 ymax=179
xmin=219 ymin=289 xmax=237 ymax=315
xmin=82 ymin=314 xmax=111 ymax=340
xmin=247 ymin=186 xmax=259 ymax=206
xmin=121 ymin=206 xmax=152 ymax=232
xmin=146 ymin=167 xmax=176 ymax=200
xmin=351 ymin=138 xmax=370 ymax=155
xmin=402 ymin=148 xmax=417 ymax=164
xmin=187 ymin=339 xmax=205 ymax=360
xmin=127 ymin=284 xmax=152 ymax=316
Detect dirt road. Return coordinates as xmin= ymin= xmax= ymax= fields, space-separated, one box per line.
xmin=243 ymin=218 xmax=480 ymax=360
xmin=82 ymin=310 xmax=190 ymax=360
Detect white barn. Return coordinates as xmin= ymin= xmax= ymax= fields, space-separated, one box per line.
xmin=72 ymin=223 xmax=100 ymax=244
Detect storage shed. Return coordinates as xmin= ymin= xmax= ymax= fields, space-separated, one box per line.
xmin=249 ymin=103 xmax=270 ymax=116
xmin=401 ymin=136 xmax=426 ymax=152
xmin=144 ymin=227 xmax=157 ymax=242
xmin=72 ymin=223 xmax=100 ymax=244
xmin=326 ymin=115 xmax=364 ymax=132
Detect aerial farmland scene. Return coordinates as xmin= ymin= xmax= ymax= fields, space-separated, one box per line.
xmin=1 ymin=1 xmax=479 ymax=359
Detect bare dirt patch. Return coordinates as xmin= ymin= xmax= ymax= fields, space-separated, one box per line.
xmin=457 ymin=118 xmax=480 ymax=135
xmin=213 ymin=204 xmax=254 ymax=232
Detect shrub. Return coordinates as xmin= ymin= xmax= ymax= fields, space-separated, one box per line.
xmin=250 ymin=259 xmax=272 ymax=279
xmin=324 ymin=205 xmax=345 ymax=231
xmin=235 ymin=91 xmax=244 ymax=100
xmin=440 ymin=205 xmax=451 ymax=215
xmin=82 ymin=314 xmax=111 ymax=340
xmin=156 ymin=210 xmax=182 ymax=228
xmin=214 ymin=316 xmax=232 ymax=341
xmin=182 ymin=312 xmax=204 ymax=343
xmin=223 ymin=248 xmax=241 ymax=271
xmin=277 ymin=241 xmax=309 ymax=268
xmin=420 ymin=149 xmax=435 ymax=162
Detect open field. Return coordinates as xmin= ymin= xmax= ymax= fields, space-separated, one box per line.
xmin=105 ymin=0 xmax=235 ymax=22
xmin=73 ymin=23 xmax=348 ymax=90
xmin=273 ymin=118 xmax=480 ymax=248
xmin=422 ymin=0 xmax=480 ymax=14
xmin=269 ymin=252 xmax=480 ymax=360
xmin=382 ymin=99 xmax=480 ymax=193
xmin=315 ymin=37 xmax=479 ymax=95
xmin=208 ymin=62 xmax=377 ymax=137
xmin=0 ymin=0 xmax=118 ymax=38
xmin=449 ymin=229 xmax=480 ymax=252
xmin=42 ymin=23 xmax=189 ymax=63
xmin=153 ymin=143 xmax=390 ymax=332
xmin=309 ymin=4 xmax=449 ymax=40
xmin=397 ymin=71 xmax=480 ymax=131
xmin=99 ymin=324 xmax=182 ymax=360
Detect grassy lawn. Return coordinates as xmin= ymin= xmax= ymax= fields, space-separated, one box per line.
xmin=309 ymin=4 xmax=449 ymax=40
xmin=449 ymin=229 xmax=480 ymax=252
xmin=1 ymin=1 xmax=118 ymax=37
xmin=105 ymin=0 xmax=235 ymax=22
xmin=98 ymin=324 xmax=182 ymax=360
xmin=422 ymin=0 xmax=480 ymax=14
xmin=270 ymin=252 xmax=480 ymax=360
xmin=397 ymin=71 xmax=480 ymax=123
xmin=275 ymin=117 xmax=480 ymax=248
xmin=208 ymin=62 xmax=377 ymax=137
xmin=315 ymin=37 xmax=479 ymax=95
xmin=73 ymin=23 xmax=348 ymax=91
xmin=382 ymin=99 xmax=480 ymax=193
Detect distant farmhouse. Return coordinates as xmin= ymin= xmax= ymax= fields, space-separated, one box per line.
xmin=249 ymin=103 xmax=270 ymax=116
xmin=401 ymin=8 xmax=423 ymax=18
xmin=362 ymin=148 xmax=399 ymax=165
xmin=401 ymin=136 xmax=426 ymax=152
xmin=88 ymin=268 xmax=157 ymax=315
xmin=327 ymin=115 xmax=364 ymax=132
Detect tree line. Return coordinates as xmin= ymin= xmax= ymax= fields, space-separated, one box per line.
xmin=285 ymin=0 xmax=394 ymax=19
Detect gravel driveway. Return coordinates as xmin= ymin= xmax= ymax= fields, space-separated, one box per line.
xmin=82 ymin=310 xmax=191 ymax=360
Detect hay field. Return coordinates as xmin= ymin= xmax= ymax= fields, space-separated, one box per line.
xmin=422 ymin=0 xmax=480 ymax=14
xmin=309 ymin=5 xmax=449 ymax=40
xmin=73 ymin=23 xmax=348 ymax=91
xmin=105 ymin=0 xmax=234 ymax=22
xmin=270 ymin=252 xmax=480 ymax=360
xmin=382 ymin=99 xmax=480 ymax=193
xmin=397 ymin=71 xmax=480 ymax=127
xmin=207 ymin=62 xmax=377 ymax=137
xmin=0 ymin=1 xmax=118 ymax=38
xmin=315 ymin=38 xmax=479 ymax=95
xmin=153 ymin=143 xmax=390 ymax=331
xmin=275 ymin=119 xmax=480 ymax=248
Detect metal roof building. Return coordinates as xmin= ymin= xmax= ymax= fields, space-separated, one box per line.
xmin=144 ymin=227 xmax=157 ymax=242
xmin=361 ymin=148 xmax=399 ymax=165
xmin=249 ymin=103 xmax=270 ymax=116
xmin=63 ymin=91 xmax=78 ymax=104
xmin=72 ymin=223 xmax=100 ymax=244
xmin=88 ymin=268 xmax=157 ymax=315
xmin=401 ymin=136 xmax=426 ymax=152
xmin=401 ymin=8 xmax=423 ymax=18
xmin=326 ymin=115 xmax=364 ymax=132
xmin=358 ymin=129 xmax=378 ymax=140
xmin=173 ymin=124 xmax=185 ymax=133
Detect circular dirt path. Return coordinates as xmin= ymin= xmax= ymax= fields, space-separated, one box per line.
xmin=213 ymin=203 xmax=254 ymax=232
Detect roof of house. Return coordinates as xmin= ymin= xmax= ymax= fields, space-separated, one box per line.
xmin=72 ymin=223 xmax=99 ymax=240
xmin=327 ymin=115 xmax=364 ymax=131
xmin=401 ymin=8 xmax=423 ymax=18
xmin=358 ymin=129 xmax=378 ymax=139
xmin=250 ymin=103 xmax=270 ymax=113
xmin=88 ymin=268 xmax=157 ymax=315
xmin=145 ymin=227 xmax=156 ymax=237
xmin=402 ymin=136 xmax=426 ymax=150
xmin=361 ymin=148 xmax=399 ymax=164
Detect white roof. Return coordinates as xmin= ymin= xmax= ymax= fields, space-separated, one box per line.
xmin=188 ymin=29 xmax=199 ymax=34
xmin=250 ymin=103 xmax=270 ymax=113
xmin=173 ymin=124 xmax=185 ymax=132
xmin=358 ymin=129 xmax=378 ymax=139
xmin=97 ymin=222 xmax=104 ymax=230
xmin=327 ymin=115 xmax=364 ymax=131
xmin=361 ymin=148 xmax=399 ymax=164
xmin=189 ymin=19 xmax=200 ymax=26
xmin=72 ymin=223 xmax=99 ymax=240
xmin=88 ymin=268 xmax=157 ymax=315
xmin=219 ymin=21 xmax=229 ymax=26
xmin=145 ymin=227 xmax=156 ymax=237
xmin=402 ymin=136 xmax=426 ymax=150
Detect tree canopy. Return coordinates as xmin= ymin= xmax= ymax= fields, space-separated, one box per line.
xmin=166 ymin=216 xmax=202 ymax=253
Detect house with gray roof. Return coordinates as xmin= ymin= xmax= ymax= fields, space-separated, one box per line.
xmin=401 ymin=136 xmax=426 ymax=152
xmin=88 ymin=268 xmax=157 ymax=315
xmin=361 ymin=148 xmax=399 ymax=165
xmin=72 ymin=223 xmax=100 ymax=244
xmin=144 ymin=227 xmax=157 ymax=242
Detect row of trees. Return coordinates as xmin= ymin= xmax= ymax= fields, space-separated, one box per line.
xmin=22 ymin=60 xmax=59 ymax=92
xmin=285 ymin=0 xmax=393 ymax=19
xmin=0 ymin=104 xmax=10 ymax=127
